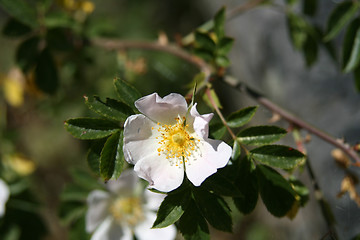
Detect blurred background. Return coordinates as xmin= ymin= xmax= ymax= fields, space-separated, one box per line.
xmin=0 ymin=0 xmax=359 ymax=239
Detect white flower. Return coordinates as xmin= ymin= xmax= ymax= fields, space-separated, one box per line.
xmin=0 ymin=179 xmax=10 ymax=217
xmin=123 ymin=93 xmax=232 ymax=192
xmin=86 ymin=170 xmax=176 ymax=240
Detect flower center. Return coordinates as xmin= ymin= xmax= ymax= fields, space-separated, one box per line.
xmin=155 ymin=116 xmax=199 ymax=166
xmin=109 ymin=197 xmax=144 ymax=227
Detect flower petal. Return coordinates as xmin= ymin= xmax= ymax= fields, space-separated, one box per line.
xmin=91 ymin=217 xmax=132 ymax=240
xmin=135 ymin=93 xmax=188 ymax=124
xmin=188 ymin=103 xmax=213 ymax=139
xmin=185 ymin=139 xmax=231 ymax=186
xmin=123 ymin=114 xmax=157 ymax=165
xmin=0 ymin=179 xmax=9 ymax=217
xmin=86 ymin=190 xmax=111 ymax=232
xmin=134 ymin=211 xmax=177 ymax=240
xmin=134 ymin=153 xmax=184 ymax=192
xmin=105 ymin=169 xmax=139 ymax=194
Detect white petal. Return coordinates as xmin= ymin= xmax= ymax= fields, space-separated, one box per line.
xmin=188 ymin=104 xmax=213 ymax=139
xmin=86 ymin=190 xmax=111 ymax=232
xmin=144 ymin=190 xmax=166 ymax=211
xmin=0 ymin=179 xmax=10 ymax=217
xmin=105 ymin=169 xmax=139 ymax=194
xmin=123 ymin=114 xmax=157 ymax=165
xmin=185 ymin=139 xmax=232 ymax=186
xmin=91 ymin=217 xmax=132 ymax=240
xmin=135 ymin=93 xmax=188 ymax=124
xmin=134 ymin=153 xmax=184 ymax=192
xmin=134 ymin=211 xmax=177 ymax=240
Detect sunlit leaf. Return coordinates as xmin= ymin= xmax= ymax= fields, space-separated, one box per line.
xmin=215 ymin=55 xmax=230 ymax=67
xmin=237 ymin=126 xmax=287 ymax=146
xmin=217 ymin=37 xmax=234 ymax=55
xmin=227 ymin=106 xmax=258 ymax=128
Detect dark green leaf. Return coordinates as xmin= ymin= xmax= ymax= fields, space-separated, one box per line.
xmin=2 ymin=18 xmax=32 ymax=37
xmin=250 ymin=145 xmax=306 ymax=170
xmin=87 ymin=139 xmax=106 ymax=175
xmin=152 ymin=188 xmax=191 ymax=228
xmin=179 ymin=199 xmax=210 ymax=240
xmin=303 ymin=32 xmax=318 ymax=67
xmin=64 ymin=118 xmax=120 ymax=140
xmin=58 ymin=201 xmax=87 ymax=225
xmin=0 ymin=0 xmax=38 ymax=28
xmin=233 ymin=157 xmax=258 ymax=214
xmin=342 ymin=18 xmax=360 ymax=72
xmin=85 ymin=96 xmax=134 ymax=122
xmin=289 ymin=177 xmax=309 ymax=207
xmin=214 ymin=7 xmax=226 ymax=39
xmin=256 ymin=164 xmax=296 ymax=217
xmin=237 ymin=125 xmax=287 ymax=146
xmin=193 ymin=48 xmax=214 ymax=61
xmin=195 ymin=31 xmax=216 ymax=52
xmin=215 ymin=55 xmax=230 ymax=67
xmin=202 ymin=172 xmax=243 ymax=197
xmin=354 ymin=66 xmax=360 ymax=92
xmin=113 ymin=78 xmax=142 ymax=110
xmin=324 ymin=1 xmax=359 ymax=42
xmin=227 ymin=106 xmax=258 ymax=128
xmin=16 ymin=37 xmax=40 ymax=72
xmin=287 ymin=13 xmax=308 ymax=50
xmin=209 ymin=122 xmax=226 ymax=139
xmin=100 ymin=131 xmax=124 ymax=181
xmin=35 ymin=48 xmax=59 ymax=94
xmin=231 ymin=140 xmax=241 ymax=160
xmin=303 ymin=0 xmax=317 ymax=16
xmin=217 ymin=37 xmax=234 ymax=55
xmin=193 ymin=187 xmax=232 ymax=232
xmin=46 ymin=27 xmax=74 ymax=52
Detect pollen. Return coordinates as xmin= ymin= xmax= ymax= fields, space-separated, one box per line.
xmin=155 ymin=116 xmax=199 ymax=166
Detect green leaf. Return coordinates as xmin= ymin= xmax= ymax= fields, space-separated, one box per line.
xmin=287 ymin=13 xmax=308 ymax=50
xmin=16 ymin=37 xmax=40 ymax=72
xmin=250 ymin=145 xmax=306 ymax=170
xmin=354 ymin=66 xmax=360 ymax=92
xmin=46 ymin=27 xmax=74 ymax=52
xmin=152 ymin=188 xmax=191 ymax=228
xmin=195 ymin=31 xmax=216 ymax=52
xmin=70 ymin=168 xmax=103 ymax=191
xmin=237 ymin=125 xmax=287 ymax=146
xmin=2 ymin=18 xmax=32 ymax=37
xmin=303 ymin=32 xmax=318 ymax=67
xmin=113 ymin=78 xmax=142 ymax=110
xmin=233 ymin=157 xmax=258 ymax=214
xmin=35 ymin=48 xmax=59 ymax=94
xmin=214 ymin=7 xmax=226 ymax=39
xmin=193 ymin=187 xmax=232 ymax=232
xmin=85 ymin=96 xmax=134 ymax=122
xmin=58 ymin=201 xmax=87 ymax=225
xmin=256 ymin=164 xmax=296 ymax=217
xmin=342 ymin=18 xmax=360 ymax=72
xmin=324 ymin=1 xmax=359 ymax=42
xmin=64 ymin=118 xmax=120 ymax=140
xmin=100 ymin=131 xmax=124 ymax=181
xmin=303 ymin=0 xmax=317 ymax=16
xmin=231 ymin=140 xmax=241 ymax=160
xmin=227 ymin=106 xmax=258 ymax=128
xmin=217 ymin=37 xmax=234 ymax=55
xmin=202 ymin=172 xmax=243 ymax=197
xmin=87 ymin=139 xmax=106 ymax=175
xmin=193 ymin=48 xmax=214 ymax=61
xmin=44 ymin=11 xmax=74 ymax=28
xmin=289 ymin=177 xmax=309 ymax=207
xmin=209 ymin=122 xmax=226 ymax=139
xmin=202 ymin=88 xmax=222 ymax=110
xmin=0 ymin=0 xmax=39 ymax=28
xmin=179 ymin=199 xmax=210 ymax=240
xmin=215 ymin=55 xmax=230 ymax=67
xmin=60 ymin=184 xmax=89 ymax=202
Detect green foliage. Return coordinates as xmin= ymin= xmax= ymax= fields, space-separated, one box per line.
xmin=2 ymin=18 xmax=32 ymax=37
xmin=0 ymin=0 xmax=38 ymax=28
xmin=342 ymin=18 xmax=360 ymax=72
xmin=114 ymin=78 xmax=142 ymax=111
xmin=227 ymin=106 xmax=258 ymax=128
xmin=35 ymin=48 xmax=59 ymax=94
xmin=237 ymin=125 xmax=287 ymax=146
xmin=250 ymin=145 xmax=306 ymax=170
xmin=303 ymin=0 xmax=317 ymax=17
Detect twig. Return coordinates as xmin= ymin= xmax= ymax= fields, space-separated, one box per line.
xmin=227 ymin=0 xmax=269 ymax=21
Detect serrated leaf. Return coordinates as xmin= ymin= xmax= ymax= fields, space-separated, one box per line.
xmin=217 ymin=37 xmax=234 ymax=56
xmin=303 ymin=0 xmax=317 ymax=16
xmin=233 ymin=157 xmax=258 ymax=214
xmin=227 ymin=106 xmax=258 ymax=128
xmin=100 ymin=131 xmax=124 ymax=181
xmin=202 ymin=172 xmax=243 ymax=197
xmin=256 ymin=164 xmax=296 ymax=217
xmin=152 ymin=188 xmax=191 ymax=228
xmin=324 ymin=1 xmax=359 ymax=42
xmin=214 ymin=7 xmax=226 ymax=39
xmin=85 ymin=96 xmax=134 ymax=122
xmin=209 ymin=122 xmax=226 ymax=139
xmin=195 ymin=31 xmax=216 ymax=52
xmin=16 ymin=37 xmax=40 ymax=72
xmin=64 ymin=118 xmax=120 ymax=140
xmin=193 ymin=187 xmax=232 ymax=232
xmin=342 ymin=18 xmax=360 ymax=72
xmin=250 ymin=145 xmax=306 ymax=170
xmin=87 ymin=139 xmax=106 ymax=175
xmin=113 ymin=78 xmax=142 ymax=110
xmin=179 ymin=199 xmax=210 ymax=240
xmin=0 ymin=0 xmax=39 ymax=28
xmin=2 ymin=17 xmax=32 ymax=37
xmin=237 ymin=125 xmax=287 ymax=146
xmin=35 ymin=48 xmax=59 ymax=94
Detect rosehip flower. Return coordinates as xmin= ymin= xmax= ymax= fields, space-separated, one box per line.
xmin=123 ymin=93 xmax=232 ymax=192
xmin=0 ymin=179 xmax=10 ymax=217
xmin=86 ymin=170 xmax=176 ymax=240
